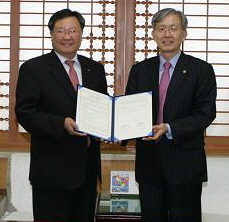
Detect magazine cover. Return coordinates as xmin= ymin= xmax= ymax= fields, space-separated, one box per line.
xmin=110 ymin=171 xmax=139 ymax=195
xmin=110 ymin=198 xmax=141 ymax=213
xmin=111 ymin=200 xmax=128 ymax=212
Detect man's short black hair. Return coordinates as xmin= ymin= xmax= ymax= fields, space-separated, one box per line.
xmin=48 ymin=8 xmax=85 ymax=31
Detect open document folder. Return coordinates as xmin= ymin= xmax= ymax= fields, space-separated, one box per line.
xmin=76 ymin=86 xmax=153 ymax=142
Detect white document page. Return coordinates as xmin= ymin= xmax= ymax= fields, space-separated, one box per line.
xmin=76 ymin=86 xmax=112 ymax=140
xmin=114 ymin=92 xmax=152 ymax=141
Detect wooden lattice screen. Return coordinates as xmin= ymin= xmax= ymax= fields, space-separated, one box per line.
xmin=0 ymin=0 xmax=228 ymax=153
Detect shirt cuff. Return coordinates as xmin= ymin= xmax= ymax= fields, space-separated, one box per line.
xmin=165 ymin=123 xmax=173 ymax=140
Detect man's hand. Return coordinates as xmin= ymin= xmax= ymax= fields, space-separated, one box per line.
xmin=64 ymin=117 xmax=87 ymax=137
xmin=142 ymin=123 xmax=168 ymax=141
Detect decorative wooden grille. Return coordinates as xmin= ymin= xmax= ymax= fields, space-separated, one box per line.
xmin=0 ymin=1 xmax=10 ymax=131
xmin=0 ymin=0 xmax=228 ymax=152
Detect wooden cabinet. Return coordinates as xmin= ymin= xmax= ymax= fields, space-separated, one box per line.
xmin=96 ymin=149 xmax=141 ymax=221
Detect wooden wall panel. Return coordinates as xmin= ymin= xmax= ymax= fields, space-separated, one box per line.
xmin=0 ymin=158 xmax=7 ymax=189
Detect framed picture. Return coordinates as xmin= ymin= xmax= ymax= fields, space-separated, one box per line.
xmin=110 ymin=170 xmax=139 ymax=195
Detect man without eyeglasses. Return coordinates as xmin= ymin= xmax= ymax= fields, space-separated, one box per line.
xmin=15 ymin=9 xmax=107 ymax=222
xmin=125 ymin=8 xmax=216 ymax=222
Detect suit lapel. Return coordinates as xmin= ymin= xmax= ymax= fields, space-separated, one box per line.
xmin=46 ymin=50 xmax=77 ymax=101
xmin=164 ymin=53 xmax=189 ymax=106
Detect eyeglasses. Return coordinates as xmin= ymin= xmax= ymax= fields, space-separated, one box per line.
xmin=155 ymin=26 xmax=182 ymax=34
xmin=53 ymin=28 xmax=80 ymax=37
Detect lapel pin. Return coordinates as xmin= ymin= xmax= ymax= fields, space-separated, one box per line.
xmin=87 ymin=69 xmax=91 ymax=72
xmin=183 ymin=70 xmax=187 ymax=74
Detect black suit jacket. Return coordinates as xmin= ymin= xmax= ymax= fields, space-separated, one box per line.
xmin=15 ymin=50 xmax=107 ymax=189
xmin=125 ymin=52 xmax=216 ymax=185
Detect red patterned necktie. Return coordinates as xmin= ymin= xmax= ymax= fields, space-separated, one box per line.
xmin=65 ymin=60 xmax=79 ymax=89
xmin=157 ymin=61 xmax=171 ymax=124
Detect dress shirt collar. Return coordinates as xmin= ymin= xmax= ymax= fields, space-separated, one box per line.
xmin=159 ymin=51 xmax=181 ymax=71
xmin=54 ymin=51 xmax=80 ymax=68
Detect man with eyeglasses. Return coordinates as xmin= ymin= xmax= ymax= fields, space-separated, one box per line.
xmin=15 ymin=9 xmax=107 ymax=221
xmin=125 ymin=8 xmax=216 ymax=222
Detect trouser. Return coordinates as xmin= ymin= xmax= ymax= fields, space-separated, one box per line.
xmin=139 ymin=179 xmax=202 ymax=222
xmin=32 ymin=165 xmax=97 ymax=221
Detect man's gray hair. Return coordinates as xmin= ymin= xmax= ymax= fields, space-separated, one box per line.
xmin=151 ymin=8 xmax=188 ymax=30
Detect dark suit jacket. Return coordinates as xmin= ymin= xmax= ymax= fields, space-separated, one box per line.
xmin=125 ymin=52 xmax=216 ymax=185
xmin=15 ymin=50 xmax=107 ymax=190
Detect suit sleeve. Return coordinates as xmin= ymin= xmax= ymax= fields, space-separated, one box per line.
xmin=125 ymin=64 xmax=139 ymax=95
xmin=15 ymin=61 xmax=65 ymax=141
xmin=97 ymin=63 xmax=108 ymax=95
